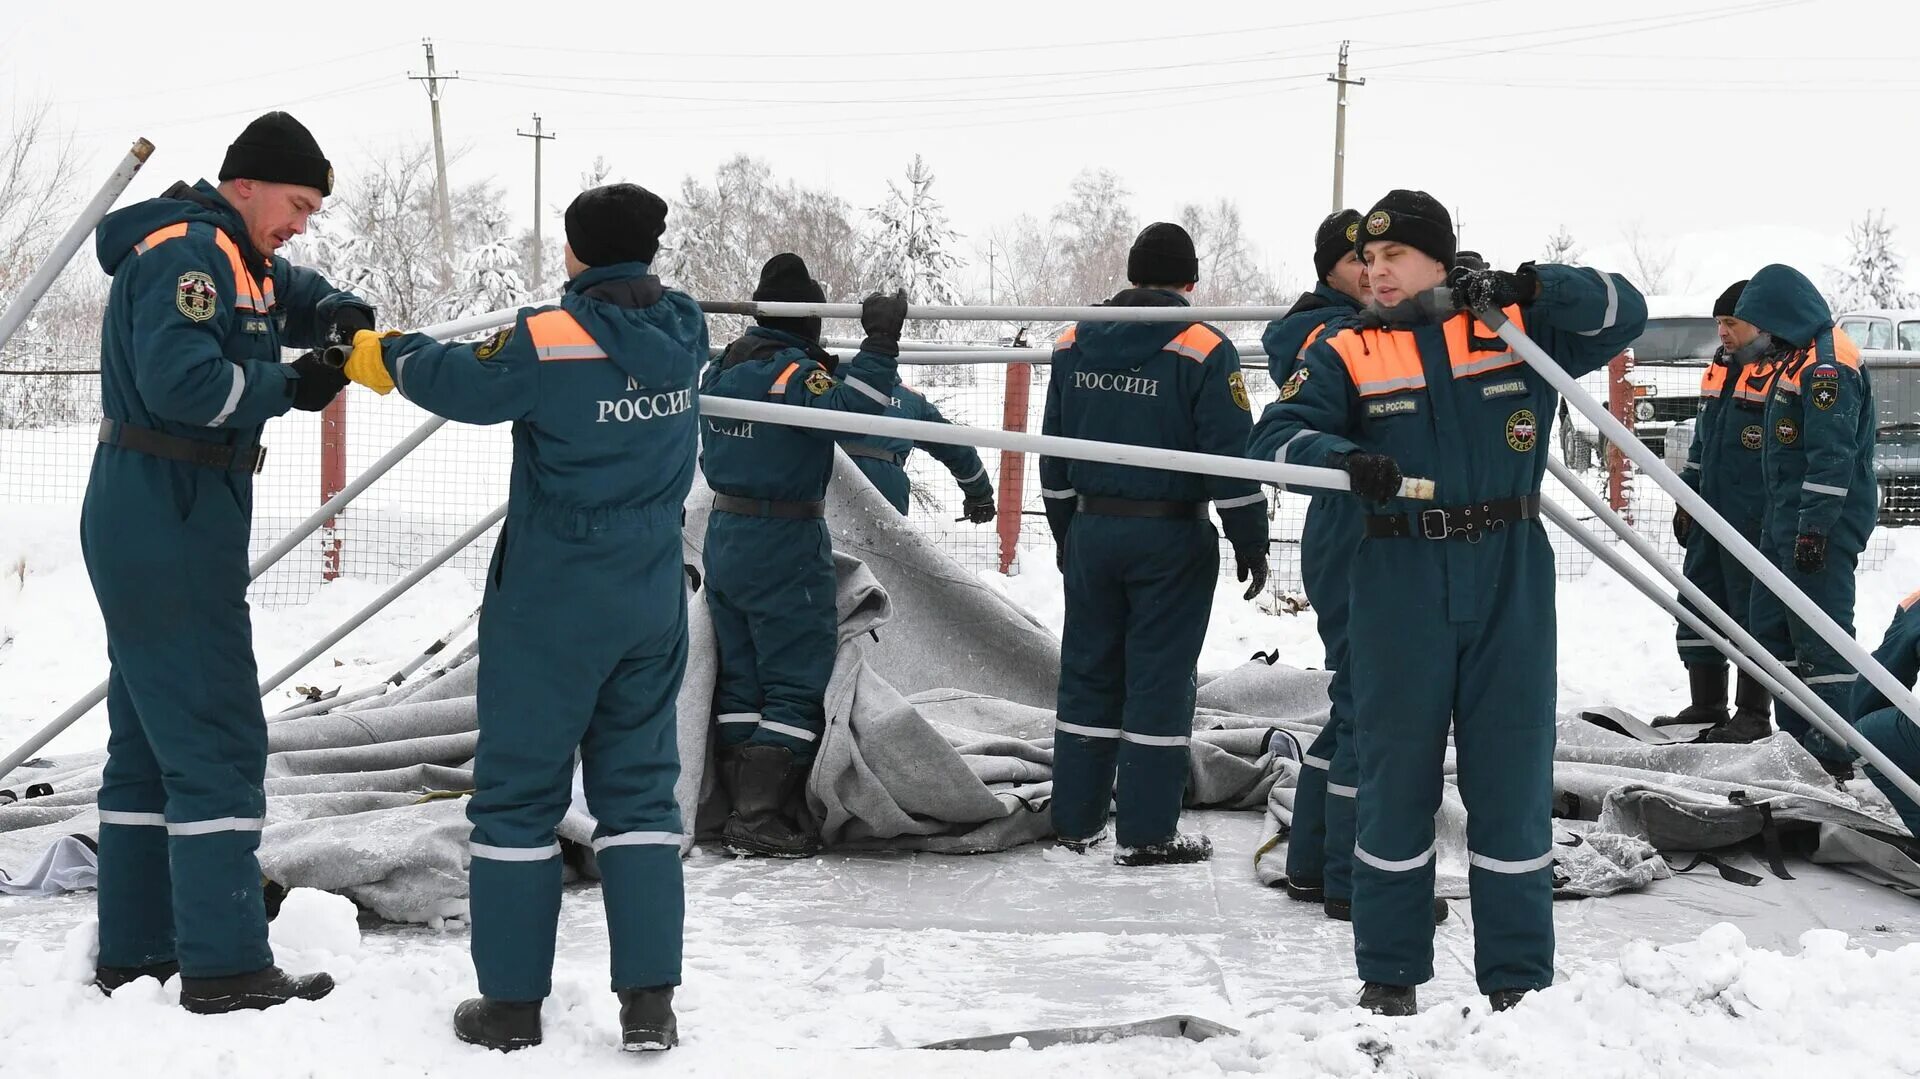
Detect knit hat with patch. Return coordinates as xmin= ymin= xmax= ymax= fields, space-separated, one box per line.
xmin=220 ymin=112 xmax=333 ymax=196
xmin=1315 ymin=210 xmax=1364 ymax=280
xmin=564 ymin=183 xmax=669 ymax=267
xmin=1127 ymin=222 xmax=1199 ymax=286
xmin=1354 ymin=189 xmax=1455 ymax=268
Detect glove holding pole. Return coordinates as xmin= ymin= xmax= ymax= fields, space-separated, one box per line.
xmin=860 ymin=290 xmax=909 ymax=358
xmin=1341 ymin=452 xmax=1404 ymax=504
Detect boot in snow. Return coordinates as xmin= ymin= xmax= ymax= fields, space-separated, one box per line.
xmin=1284 ymin=878 xmax=1325 ymax=902
xmin=1698 ymin=670 xmax=1773 ymax=744
xmin=1324 ymin=897 xmax=1448 ymax=923
xmin=95 ymin=960 xmax=179 ymax=996
xmin=453 ymin=997 xmax=543 ymax=1051
xmin=1488 ymin=988 xmax=1531 ymax=1012
xmin=179 ymin=965 xmax=334 ymax=1015
xmin=1359 ymin=982 xmax=1417 ymax=1016
xmin=1056 ymin=827 xmax=1108 ymax=854
xmin=618 ymin=986 xmax=678 ymax=1052
xmin=722 ymin=745 xmax=819 ymax=859
xmin=1114 ymin=833 xmax=1213 ymax=867
xmin=1661 ymin=664 xmax=1729 ymax=726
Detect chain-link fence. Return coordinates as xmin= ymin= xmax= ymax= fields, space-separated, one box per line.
xmin=2 ymin=346 xmax=1908 ymax=610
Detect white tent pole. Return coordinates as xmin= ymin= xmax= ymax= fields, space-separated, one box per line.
xmin=0 ymin=138 xmax=155 ymax=354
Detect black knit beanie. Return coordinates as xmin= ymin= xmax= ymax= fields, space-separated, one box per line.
xmin=1127 ymin=222 xmax=1199 ymax=286
xmin=564 ymin=183 xmax=669 ymax=267
xmin=219 ymin=112 xmax=333 ymax=196
xmin=1315 ymin=210 xmax=1363 ymax=280
xmin=1453 ymin=250 xmax=1488 ymax=271
xmin=1714 ymin=279 xmax=1749 ymax=318
xmin=753 ymin=253 xmax=825 ymax=342
xmin=1355 ymin=189 xmax=1455 ymax=268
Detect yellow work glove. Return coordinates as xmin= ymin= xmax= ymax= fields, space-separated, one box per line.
xmin=344 ymin=329 xmax=402 ymax=395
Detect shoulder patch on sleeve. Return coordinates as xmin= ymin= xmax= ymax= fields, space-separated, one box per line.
xmin=804 ymin=368 xmax=835 ymax=396
xmin=474 ymin=327 xmax=513 ymax=360
xmin=1227 ymin=369 xmax=1250 ymax=411
xmin=175 ymin=271 xmax=217 ymax=322
xmin=1279 ymin=367 xmax=1310 ymax=401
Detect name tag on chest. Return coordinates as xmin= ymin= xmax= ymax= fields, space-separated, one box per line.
xmin=242 ymin=318 xmax=270 ymax=335
xmin=1366 ymin=397 xmax=1420 ymax=418
xmin=1478 ymin=378 xmax=1528 ymax=400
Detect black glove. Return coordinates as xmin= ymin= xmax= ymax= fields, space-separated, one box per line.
xmin=327 ymin=303 xmax=375 ymax=346
xmin=961 ymin=491 xmax=996 ymax=523
xmin=1449 ymin=262 xmax=1540 ymax=312
xmin=1235 ymin=545 xmax=1269 ymax=602
xmin=1342 ymin=452 xmax=1403 ymax=503
xmin=1795 ymin=532 xmax=1827 ymax=573
xmin=860 ymin=290 xmax=909 ymax=357
xmin=288 ymin=349 xmax=350 ymax=412
xmin=1055 ymin=544 xmax=1066 ymax=575
xmin=1673 ymin=507 xmax=1693 ymax=545
xmin=683 ymin=563 xmax=702 ymax=592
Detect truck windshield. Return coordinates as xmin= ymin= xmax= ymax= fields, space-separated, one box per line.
xmin=1629 ymin=317 xmax=1719 ymax=363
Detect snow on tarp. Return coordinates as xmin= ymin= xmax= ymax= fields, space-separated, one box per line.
xmin=4 ymin=453 xmax=1919 ymax=921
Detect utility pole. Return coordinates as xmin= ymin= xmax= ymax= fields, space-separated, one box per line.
xmin=517 ymin=115 xmax=556 ymax=288
xmin=1327 ymin=41 xmax=1365 ymax=213
xmin=408 ymin=39 xmax=459 ymax=278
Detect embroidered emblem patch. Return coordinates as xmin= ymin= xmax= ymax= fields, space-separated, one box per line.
xmin=1280 ymin=367 xmax=1310 ymax=401
xmin=804 ymin=369 xmax=835 ymax=396
xmin=474 ymin=327 xmax=513 ymax=360
xmin=1345 ymin=221 xmax=1360 ymax=243
xmin=1741 ymin=424 xmax=1763 ymax=450
xmin=1506 ymin=408 xmax=1538 ymax=452
xmin=175 ymin=271 xmax=216 ymax=322
xmin=1775 ymin=417 xmax=1799 ymax=445
xmin=1811 ymin=379 xmax=1839 ymax=410
xmin=1365 ymin=211 xmax=1392 ymax=236
xmin=1227 ymin=370 xmax=1250 ymax=411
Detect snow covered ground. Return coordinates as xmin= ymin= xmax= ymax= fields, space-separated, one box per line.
xmin=7 ymin=502 xmax=1920 ymax=1073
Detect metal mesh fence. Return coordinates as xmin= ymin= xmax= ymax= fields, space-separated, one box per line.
xmin=0 ymin=348 xmax=1904 ymax=610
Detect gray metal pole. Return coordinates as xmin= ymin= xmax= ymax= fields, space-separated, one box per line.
xmin=0 ymin=137 xmax=154 ymax=354
xmin=1540 ymin=495 xmax=1920 ymax=806
xmin=701 ymin=300 xmax=1295 ymax=323
xmin=257 ymin=505 xmax=505 ymax=699
xmin=1487 ymin=305 xmax=1920 ymax=733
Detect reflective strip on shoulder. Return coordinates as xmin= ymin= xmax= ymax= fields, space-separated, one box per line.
xmin=1468 ymin=849 xmax=1555 ymax=874
xmin=98 ymin=810 xmax=167 ymax=827
xmin=1164 ymin=323 xmax=1225 ymax=363
xmin=1829 ymin=327 xmax=1864 ymax=370
xmin=1298 ymin=323 xmax=1330 ymax=361
xmin=1445 ymin=306 xmax=1526 ymax=378
xmin=208 ymin=365 xmax=246 ymax=427
xmin=1214 ymin=492 xmax=1265 ymax=510
xmin=167 ymin=816 xmax=265 ymax=837
xmin=470 ymin=841 xmax=561 ymax=862
xmin=1700 ymin=363 xmax=1728 ymax=395
xmin=1328 ymin=329 xmax=1427 ymax=398
xmin=526 ymin=309 xmax=608 ymax=362
xmin=1055 ymin=720 xmax=1121 ymax=739
xmin=1353 ymin=841 xmax=1436 ymax=873
xmin=769 ymin=361 xmax=801 ymax=395
xmin=1119 ymin=731 xmax=1190 ymax=748
xmin=134 ymin=222 xmax=190 ymax=255
xmin=1054 ymin=325 xmax=1078 ymax=350
xmin=213 ymin=231 xmax=269 ymax=313
xmin=759 ymin=720 xmax=819 ymax=743
xmin=841 ymin=375 xmax=892 ymax=407
xmin=591 ymin=831 xmax=683 ymax=852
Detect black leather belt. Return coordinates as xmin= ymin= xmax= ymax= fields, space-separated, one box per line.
xmin=98 ymin=419 xmax=265 ymax=474
xmin=1076 ymin=495 xmax=1206 ymax=520
xmin=841 ymin=443 xmax=906 ymax=466
xmin=1364 ymin=495 xmax=1540 ymax=540
xmin=712 ymin=493 xmax=826 ymax=519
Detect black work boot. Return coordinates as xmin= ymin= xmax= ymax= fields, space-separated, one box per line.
xmin=618 ymin=986 xmax=679 ymax=1052
xmin=1114 ymin=833 xmax=1213 ymax=867
xmin=1488 ymin=988 xmax=1531 ymax=1012
xmin=178 ymin=965 xmax=334 ymax=1015
xmin=1666 ymin=664 xmax=1729 ymax=726
xmin=1284 ymin=878 xmax=1325 ymax=902
xmin=722 ymin=745 xmax=819 ymax=859
xmin=1359 ymin=982 xmax=1418 ymax=1016
xmin=1699 ymin=671 xmax=1773 ymax=744
xmin=453 ymin=997 xmax=543 ymax=1052
xmin=94 ymin=960 xmax=179 ymax=996
xmin=1056 ymin=827 xmax=1108 ymax=854
xmin=1323 ymin=896 xmax=1447 ymax=923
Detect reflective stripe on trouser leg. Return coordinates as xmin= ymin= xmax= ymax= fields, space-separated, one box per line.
xmin=1857 ymin=707 xmax=1920 ymax=837
xmin=1322 ymin=714 xmax=1360 ymax=903
xmin=1349 ymin=546 xmax=1457 ymax=989
xmin=1453 ymin=534 xmax=1558 ymax=994
xmin=95 ymin=667 xmax=176 ymax=969
xmin=710 ymin=516 xmax=835 ymax=761
xmin=1676 ymin=531 xmax=1732 ymax=668
xmin=1113 ymin=515 xmax=1217 ymax=850
xmin=1299 ymin=491 xmax=1361 ymax=897
xmin=1286 ymin=722 xmax=1339 ymax=886
xmin=1052 ymin=515 xmax=1129 ymax=842
xmin=704 ymin=547 xmax=763 ymax=751
xmin=1774 ymin=544 xmax=1859 ymax=758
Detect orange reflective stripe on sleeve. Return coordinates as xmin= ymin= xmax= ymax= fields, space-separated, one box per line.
xmin=1298 ymin=323 xmax=1330 ymax=361
xmin=1830 ymin=326 xmax=1863 ymax=370
xmin=213 ymin=231 xmax=268 ymax=313
xmin=1327 ymin=328 xmax=1426 ymax=398
xmin=1164 ymin=323 xmax=1224 ymax=363
xmin=1444 ymin=305 xmax=1526 ymax=378
xmin=1054 ymin=325 xmax=1078 ymax=350
xmin=133 ymin=223 xmax=189 ymax=255
xmin=1903 ymin=588 xmax=1920 ymax=611
xmin=769 ymin=361 xmax=801 ymax=394
xmin=525 ymin=309 xmax=609 ymax=362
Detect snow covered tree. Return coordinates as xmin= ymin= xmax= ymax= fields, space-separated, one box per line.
xmin=579 ymin=155 xmax=614 ymax=191
xmin=1052 ymin=168 xmax=1137 ymax=305
xmin=1542 ymin=225 xmax=1582 ymax=266
xmin=862 ymin=155 xmax=964 ymax=341
xmin=1621 ymin=220 xmax=1684 ymax=296
xmin=1827 ymin=210 xmax=1916 ymax=311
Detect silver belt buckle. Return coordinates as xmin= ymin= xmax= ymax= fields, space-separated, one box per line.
xmin=1420 ymin=508 xmax=1449 ymax=540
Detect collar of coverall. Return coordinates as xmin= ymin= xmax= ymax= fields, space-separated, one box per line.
xmin=164 ymin=179 xmax=270 ymax=272
xmin=1359 ymin=285 xmax=1459 ymax=329
xmin=1729 ymin=333 xmax=1784 ymax=367
xmin=1107 ymin=286 xmax=1192 ymax=308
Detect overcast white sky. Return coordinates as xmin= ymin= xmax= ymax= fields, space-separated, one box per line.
xmin=7 ymin=0 xmax=1916 ymax=303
